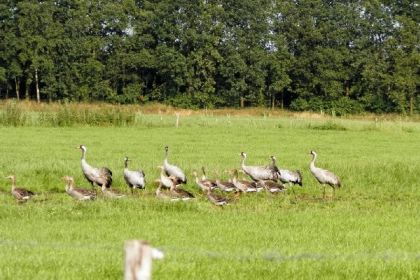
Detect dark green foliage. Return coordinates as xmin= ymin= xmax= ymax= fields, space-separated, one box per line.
xmin=0 ymin=1 xmax=418 ymax=113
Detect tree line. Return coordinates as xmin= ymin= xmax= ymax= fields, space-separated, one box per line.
xmin=0 ymin=1 xmax=418 ymax=114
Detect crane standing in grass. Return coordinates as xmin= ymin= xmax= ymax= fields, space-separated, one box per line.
xmin=240 ymin=152 xmax=279 ymax=181
xmin=271 ymin=155 xmax=302 ymax=196
xmin=123 ymin=156 xmax=145 ymax=194
xmin=78 ymin=145 xmax=113 ymax=190
xmin=163 ymin=146 xmax=187 ymax=185
xmin=309 ymin=150 xmax=341 ymax=198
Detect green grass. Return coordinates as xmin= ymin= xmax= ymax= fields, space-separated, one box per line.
xmin=0 ymin=115 xmax=419 ymax=279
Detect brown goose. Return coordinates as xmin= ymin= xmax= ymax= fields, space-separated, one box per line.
xmin=157 ymin=166 xmax=175 ymax=189
xmin=257 ymin=180 xmax=285 ymax=194
xmin=6 ymin=175 xmax=35 ymax=201
xmin=78 ymin=145 xmax=112 ymax=189
xmin=231 ymin=169 xmax=257 ymax=193
xmin=62 ymin=176 xmax=96 ymax=201
xmin=101 ymin=185 xmax=126 ymax=199
xmin=155 ymin=183 xmax=173 ymax=200
xmin=206 ymin=188 xmax=229 ymax=206
xmin=309 ymin=150 xmax=341 ymax=198
xmin=169 ymin=176 xmax=194 ymax=201
xmin=193 ymin=170 xmax=216 ymax=192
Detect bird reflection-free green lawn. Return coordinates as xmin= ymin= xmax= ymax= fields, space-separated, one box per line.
xmin=0 ymin=115 xmax=419 ymax=279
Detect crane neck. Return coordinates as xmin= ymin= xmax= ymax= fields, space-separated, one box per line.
xmin=80 ymin=148 xmax=86 ymax=160
xmin=310 ymin=153 xmax=317 ymax=170
xmin=124 ymin=159 xmax=128 ymax=168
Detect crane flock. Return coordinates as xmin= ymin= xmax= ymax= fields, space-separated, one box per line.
xmin=3 ymin=145 xmax=342 ymax=205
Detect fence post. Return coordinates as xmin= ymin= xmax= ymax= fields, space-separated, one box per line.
xmin=124 ymin=240 xmax=164 ymax=280
xmin=175 ymin=113 xmax=180 ymax=128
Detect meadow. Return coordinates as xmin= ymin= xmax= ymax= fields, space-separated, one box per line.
xmin=0 ymin=104 xmax=419 ymax=279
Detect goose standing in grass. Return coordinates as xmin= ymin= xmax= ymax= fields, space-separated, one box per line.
xmin=257 ymin=180 xmax=285 ymax=194
xmin=201 ymin=167 xmax=217 ymax=185
xmin=62 ymin=176 xmax=96 ymax=201
xmin=157 ymin=166 xmax=175 ymax=189
xmin=6 ymin=175 xmax=35 ymax=201
xmin=169 ymin=176 xmax=194 ymax=201
xmin=206 ymin=188 xmax=229 ymax=206
xmin=78 ymin=145 xmax=112 ymax=189
xmin=193 ymin=170 xmax=216 ymax=192
xmin=101 ymin=185 xmax=126 ymax=199
xmin=155 ymin=183 xmax=173 ymax=200
xmin=231 ymin=169 xmax=257 ymax=193
xmin=163 ymin=146 xmax=186 ymax=184
xmin=309 ymin=150 xmax=341 ymax=198
xmin=240 ymin=152 xmax=279 ymax=181
xmin=123 ymin=156 xmax=145 ymax=194
xmin=215 ymin=179 xmax=236 ymax=192
xmin=271 ymin=155 xmax=302 ymax=193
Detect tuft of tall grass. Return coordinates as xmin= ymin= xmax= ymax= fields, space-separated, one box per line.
xmin=0 ymin=100 xmax=27 ymax=126
xmin=306 ymin=121 xmax=347 ymax=131
xmin=37 ymin=105 xmax=136 ymax=127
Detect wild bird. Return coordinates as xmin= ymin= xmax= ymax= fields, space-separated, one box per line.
xmin=155 ymin=183 xmax=174 ymax=200
xmin=157 ymin=165 xmax=175 ymax=189
xmin=309 ymin=150 xmax=341 ymax=198
xmin=270 ymin=155 xmax=302 ymax=193
xmin=168 ymin=176 xmax=194 ymax=201
xmin=257 ymin=180 xmax=285 ymax=194
xmin=163 ymin=146 xmax=187 ymax=185
xmin=5 ymin=175 xmax=35 ymax=201
xmin=231 ymin=169 xmax=258 ymax=193
xmin=78 ymin=145 xmax=113 ymax=190
xmin=101 ymin=185 xmax=126 ymax=199
xmin=193 ymin=170 xmax=216 ymax=192
xmin=62 ymin=176 xmax=96 ymax=201
xmin=123 ymin=156 xmax=146 ymax=194
xmin=200 ymin=167 xmax=217 ymax=186
xmin=206 ymin=187 xmax=229 ymax=206
xmin=240 ymin=152 xmax=279 ymax=181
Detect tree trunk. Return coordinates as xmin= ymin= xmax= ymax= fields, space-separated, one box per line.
xmin=15 ymin=77 xmax=20 ymax=100
xmin=240 ymin=97 xmax=244 ymax=108
xmin=35 ymin=68 xmax=40 ymax=103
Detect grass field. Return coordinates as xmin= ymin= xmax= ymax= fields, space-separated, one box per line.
xmin=0 ymin=112 xmax=419 ymax=279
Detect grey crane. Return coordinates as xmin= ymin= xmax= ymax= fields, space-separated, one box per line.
xmin=78 ymin=145 xmax=112 ymax=189
xmin=271 ymin=155 xmax=302 ymax=190
xmin=309 ymin=150 xmax=341 ymax=198
xmin=123 ymin=156 xmax=145 ymax=194
xmin=5 ymin=175 xmax=35 ymax=201
xmin=240 ymin=152 xmax=278 ymax=181
xmin=62 ymin=176 xmax=96 ymax=201
xmin=163 ymin=146 xmax=186 ymax=184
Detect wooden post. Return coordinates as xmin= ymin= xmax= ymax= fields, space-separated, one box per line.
xmin=124 ymin=240 xmax=164 ymax=280
xmin=175 ymin=113 xmax=180 ymax=128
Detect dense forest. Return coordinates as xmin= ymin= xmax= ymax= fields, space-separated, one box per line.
xmin=0 ymin=1 xmax=418 ymax=114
